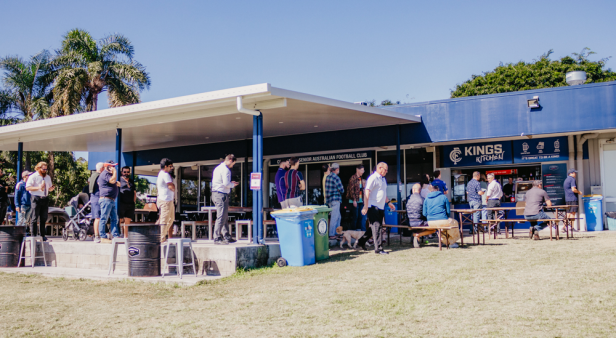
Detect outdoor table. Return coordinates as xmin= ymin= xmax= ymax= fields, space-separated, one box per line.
xmin=185 ymin=206 xmax=274 ymax=240
xmin=482 ymin=207 xmax=524 ymax=240
xmin=544 ymin=205 xmax=577 ymax=239
xmin=133 ymin=209 xmax=151 ymax=222
xmin=451 ymin=208 xmax=485 ymax=245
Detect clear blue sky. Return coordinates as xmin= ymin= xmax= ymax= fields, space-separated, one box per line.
xmin=4 ymin=0 xmax=612 ymax=161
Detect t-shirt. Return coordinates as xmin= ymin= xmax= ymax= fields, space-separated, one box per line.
xmin=275 ymin=168 xmax=287 ymax=203
xmin=119 ymin=177 xmax=135 ymax=205
xmin=503 ymin=183 xmax=514 ymax=196
xmin=0 ymin=177 xmax=8 ymax=203
xmin=432 ymin=178 xmax=447 ymax=194
xmin=284 ymin=169 xmax=303 ymax=199
xmin=524 ymin=187 xmax=550 ymax=216
xmin=466 ymin=179 xmax=482 ymax=203
xmin=563 ymin=176 xmax=578 ymax=202
xmin=97 ymin=170 xmax=118 ymax=199
xmin=365 ymin=172 xmax=387 ymax=210
xmin=157 ymin=170 xmax=174 ymax=202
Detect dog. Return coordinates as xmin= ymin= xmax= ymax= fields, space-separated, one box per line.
xmin=336 ymin=226 xmax=365 ymax=249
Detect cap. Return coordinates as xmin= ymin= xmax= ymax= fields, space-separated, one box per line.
xmin=104 ymin=160 xmax=119 ymax=167
xmin=567 ymin=168 xmax=578 ymax=174
xmin=21 ymin=170 xmax=31 ymax=178
xmin=331 ymin=163 xmax=340 ymax=169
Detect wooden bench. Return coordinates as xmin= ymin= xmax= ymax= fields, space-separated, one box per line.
xmin=487 ymin=218 xmax=580 ymax=241
xmin=382 ymin=224 xmax=456 ymax=250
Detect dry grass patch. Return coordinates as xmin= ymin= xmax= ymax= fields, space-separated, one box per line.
xmin=2 ymin=232 xmax=616 ymax=337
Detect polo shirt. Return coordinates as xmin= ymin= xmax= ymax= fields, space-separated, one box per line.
xmin=98 ymin=170 xmax=119 ymax=199
xmin=563 ymin=176 xmax=578 ymax=202
xmin=284 ymin=169 xmax=303 ymax=199
xmin=487 ymin=180 xmax=503 ymax=200
xmin=275 ymin=168 xmax=287 ymax=203
xmin=466 ymin=179 xmax=482 ymax=203
xmin=365 ymin=172 xmax=387 ymax=209
xmin=432 ymin=178 xmax=447 ymax=193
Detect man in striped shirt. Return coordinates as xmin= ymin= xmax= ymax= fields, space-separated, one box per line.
xmin=283 ymin=157 xmax=305 ymax=208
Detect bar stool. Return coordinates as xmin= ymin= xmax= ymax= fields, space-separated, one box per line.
xmin=108 ymin=237 xmax=128 ymax=275
xmin=18 ymin=236 xmax=47 ymax=268
xmin=162 ymin=238 xmax=196 ymax=279
xmin=235 ymin=220 xmax=252 ymax=242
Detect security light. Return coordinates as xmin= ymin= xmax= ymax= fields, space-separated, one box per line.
xmin=527 ymin=96 xmax=540 ymax=108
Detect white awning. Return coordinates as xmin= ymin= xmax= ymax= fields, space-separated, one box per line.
xmin=0 ymin=83 xmax=420 ymax=152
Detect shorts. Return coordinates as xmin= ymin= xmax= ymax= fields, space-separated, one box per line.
xmin=119 ymin=203 xmax=135 ymax=219
xmin=566 ymin=200 xmax=579 ymax=213
xmin=90 ymin=196 xmax=101 ymax=219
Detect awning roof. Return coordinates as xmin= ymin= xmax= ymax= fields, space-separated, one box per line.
xmin=0 ymin=83 xmax=420 ymax=152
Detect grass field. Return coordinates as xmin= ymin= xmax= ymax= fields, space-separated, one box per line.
xmin=2 ymin=231 xmax=616 ymax=337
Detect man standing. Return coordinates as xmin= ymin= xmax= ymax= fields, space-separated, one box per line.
xmin=157 ymin=158 xmax=176 ymax=242
xmin=274 ymin=159 xmax=289 ymax=208
xmin=0 ymin=169 xmax=10 ymax=225
xmin=359 ymin=162 xmax=396 ymax=254
xmin=466 ymin=171 xmax=484 ymax=233
xmin=15 ymin=171 xmax=32 ymax=227
xmin=347 ymin=164 xmax=366 ymax=231
xmin=503 ymin=177 xmax=514 ymax=201
xmin=97 ymin=160 xmax=121 ymax=243
xmin=89 ymin=162 xmax=104 ymax=241
xmin=432 ymin=170 xmax=448 ymax=195
xmin=212 ymin=154 xmax=238 ymax=245
xmin=485 ymin=173 xmax=504 ymax=233
xmin=119 ymin=166 xmax=136 ymax=238
xmin=26 ymin=162 xmax=54 ymax=241
xmin=524 ymin=180 xmax=552 ymax=240
xmin=283 ymin=157 xmax=305 ymax=208
xmin=563 ymin=168 xmax=581 ymax=232
xmin=325 ymin=163 xmax=344 ymax=238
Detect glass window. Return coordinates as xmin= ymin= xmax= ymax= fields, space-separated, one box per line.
xmin=180 ymin=167 xmax=199 ymax=213
xmin=376 ymin=151 xmax=400 ymax=204
xmin=405 ymin=148 xmax=433 ymax=201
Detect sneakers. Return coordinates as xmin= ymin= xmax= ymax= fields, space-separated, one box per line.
xmin=449 ymin=243 xmax=459 ymax=248
xmin=529 ymin=227 xmax=535 ymax=239
xmin=377 ymin=250 xmax=389 ymax=255
xmin=95 ymin=236 xmax=101 ymax=243
xmin=214 ymin=237 xmax=224 ymax=245
xmin=533 ymin=232 xmax=540 ymax=240
xmin=413 ymin=236 xmax=420 ymax=248
xmin=224 ymin=235 xmax=237 ymax=244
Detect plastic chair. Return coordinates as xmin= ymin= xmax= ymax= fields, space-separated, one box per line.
xmin=162 ymin=238 xmax=196 ymax=279
xmin=18 ymin=236 xmax=47 ymax=268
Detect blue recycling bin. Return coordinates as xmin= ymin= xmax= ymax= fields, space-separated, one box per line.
xmin=271 ymin=208 xmax=318 ymax=267
xmin=583 ymin=196 xmax=604 ymax=231
xmin=385 ymin=205 xmax=399 ymax=233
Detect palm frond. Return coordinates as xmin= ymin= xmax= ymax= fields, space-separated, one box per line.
xmin=107 ymin=78 xmax=140 ymax=107
xmin=107 ymin=60 xmax=151 ymax=90
xmin=99 ymin=34 xmax=134 ymax=59
xmin=61 ymin=29 xmax=98 ymax=62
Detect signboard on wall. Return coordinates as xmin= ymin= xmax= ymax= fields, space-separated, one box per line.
xmin=269 ymin=151 xmax=372 ymax=166
xmin=250 ymin=173 xmax=261 ymax=190
xmin=542 ymin=163 xmax=567 ymax=205
xmin=513 ymin=136 xmax=569 ymax=163
xmin=442 ymin=141 xmax=512 ymax=167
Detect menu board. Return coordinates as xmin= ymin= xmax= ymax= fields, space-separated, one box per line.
xmin=542 ymin=163 xmax=567 ymax=205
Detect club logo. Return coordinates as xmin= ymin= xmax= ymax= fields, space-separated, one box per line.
xmin=549 ymin=165 xmax=559 ymax=171
xmin=317 ymin=218 xmax=328 ymax=236
xmin=128 ymin=246 xmax=140 ymax=257
xmin=449 ymin=147 xmax=462 ymax=165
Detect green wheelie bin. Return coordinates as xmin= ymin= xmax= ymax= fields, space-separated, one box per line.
xmin=306 ymin=205 xmax=332 ymax=261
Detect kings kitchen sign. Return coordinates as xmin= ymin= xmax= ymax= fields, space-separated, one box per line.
xmin=443 ymin=141 xmax=513 ymax=167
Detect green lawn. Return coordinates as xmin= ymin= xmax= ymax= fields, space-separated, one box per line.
xmin=2 ymin=231 xmax=616 ymax=337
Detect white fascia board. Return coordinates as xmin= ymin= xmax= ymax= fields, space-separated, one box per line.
xmin=269 ymin=87 xmax=421 ymax=123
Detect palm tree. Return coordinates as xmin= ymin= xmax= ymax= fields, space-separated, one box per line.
xmin=52 ymin=29 xmax=151 ymax=115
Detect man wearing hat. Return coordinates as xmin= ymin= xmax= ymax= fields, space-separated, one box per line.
xmin=14 ymin=170 xmax=32 ymax=227
xmin=325 ymin=163 xmax=344 ymax=238
xmin=563 ymin=168 xmax=581 ymax=232
xmin=96 ymin=160 xmax=121 ymax=243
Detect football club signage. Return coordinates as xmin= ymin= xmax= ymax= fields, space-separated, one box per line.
xmin=443 ymin=141 xmax=512 ymax=167
xmin=269 ymin=151 xmax=372 ymax=166
xmin=513 ymin=136 xmax=569 ymax=163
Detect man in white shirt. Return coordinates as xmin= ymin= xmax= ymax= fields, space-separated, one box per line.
xmin=485 ymin=173 xmax=504 ymax=233
xmin=25 ymin=162 xmax=54 ymax=241
xmin=358 ymin=162 xmax=396 ymax=255
xmin=156 ymin=158 xmax=175 ymax=242
xmin=212 ymin=154 xmax=238 ymax=245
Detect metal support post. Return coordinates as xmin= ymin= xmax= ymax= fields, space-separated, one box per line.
xmin=257 ymin=113 xmax=264 ymax=244
xmin=396 ymin=125 xmax=402 ymax=211
xmin=17 ymin=142 xmax=23 ymax=177
xmin=252 ymin=116 xmax=259 ymax=244
xmin=116 ymin=128 xmax=122 ymax=213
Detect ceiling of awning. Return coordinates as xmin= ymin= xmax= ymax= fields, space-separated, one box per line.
xmin=0 ymin=83 xmax=420 ymax=152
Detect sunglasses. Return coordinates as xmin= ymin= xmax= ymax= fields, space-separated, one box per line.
xmin=40 ymin=169 xmax=48 ymax=171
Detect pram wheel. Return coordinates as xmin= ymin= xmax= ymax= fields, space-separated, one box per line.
xmin=62 ymin=229 xmax=68 ymax=241
xmin=78 ymin=229 xmax=87 ymax=241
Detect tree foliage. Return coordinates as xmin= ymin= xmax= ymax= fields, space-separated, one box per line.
xmin=451 ymin=48 xmax=616 ymax=98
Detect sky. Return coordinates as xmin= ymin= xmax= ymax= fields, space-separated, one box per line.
xmin=2 ymin=0 xmax=616 ymax=160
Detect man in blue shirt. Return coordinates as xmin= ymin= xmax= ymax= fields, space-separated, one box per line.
xmin=432 ymin=170 xmax=448 ymax=195
xmin=465 ymin=171 xmax=484 ymax=233
xmin=563 ymin=168 xmax=581 ymax=232
xmin=97 ymin=160 xmax=121 ymax=243
xmin=15 ymin=171 xmax=32 ymax=227
xmin=274 ymin=159 xmax=289 ymax=208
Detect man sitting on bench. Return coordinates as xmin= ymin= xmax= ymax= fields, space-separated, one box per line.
xmin=524 ymin=180 xmax=552 ymax=240
xmin=422 ymin=183 xmax=461 ymax=248
xmin=406 ymin=183 xmax=428 ymax=248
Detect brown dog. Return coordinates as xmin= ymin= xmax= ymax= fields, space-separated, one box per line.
xmin=336 ymin=226 xmax=365 ymax=249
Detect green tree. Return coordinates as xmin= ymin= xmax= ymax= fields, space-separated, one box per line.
xmin=451 ymin=48 xmax=616 ymax=98
xmin=52 ymin=29 xmax=151 ymax=114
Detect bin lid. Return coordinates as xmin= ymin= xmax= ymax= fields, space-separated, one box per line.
xmin=305 ymin=205 xmax=332 ymax=212
xmin=582 ymin=195 xmax=603 ymax=200
xmin=271 ymin=207 xmax=318 ymax=217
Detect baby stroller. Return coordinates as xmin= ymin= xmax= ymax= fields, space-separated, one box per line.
xmin=62 ymin=194 xmax=92 ymax=241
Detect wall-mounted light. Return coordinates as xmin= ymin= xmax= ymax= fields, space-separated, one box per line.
xmin=527 ymin=96 xmax=540 ymax=108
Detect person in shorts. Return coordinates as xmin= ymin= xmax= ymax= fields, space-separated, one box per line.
xmin=118 ymin=166 xmax=136 ymax=238
xmin=157 ymin=158 xmax=175 ymax=242
xmin=89 ymin=163 xmax=104 ymax=240
xmin=563 ymin=168 xmax=581 ymax=232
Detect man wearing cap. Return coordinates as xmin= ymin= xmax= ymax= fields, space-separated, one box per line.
xmin=15 ymin=170 xmax=32 ymax=227
xmin=274 ymin=158 xmax=289 ymax=208
xmin=325 ymin=163 xmax=344 ymax=238
xmin=563 ymin=168 xmax=581 ymax=232
xmin=97 ymin=160 xmax=121 ymax=243
xmin=26 ymin=162 xmax=54 ymax=241
xmin=358 ymin=162 xmax=396 ymax=254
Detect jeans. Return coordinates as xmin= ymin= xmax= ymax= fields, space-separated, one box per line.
xmin=17 ymin=205 xmax=32 ymax=227
xmin=350 ymin=202 xmax=367 ymax=231
xmin=469 ymin=200 xmax=482 ymax=232
xmin=30 ymin=196 xmax=49 ymax=237
xmin=328 ymin=201 xmax=341 ymax=236
xmin=99 ymin=198 xmax=120 ymax=239
xmin=212 ymin=192 xmax=230 ymax=239
xmin=525 ymin=211 xmax=550 ymax=232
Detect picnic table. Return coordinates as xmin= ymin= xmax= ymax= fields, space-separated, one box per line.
xmin=182 ymin=207 xmax=274 ymax=240
xmin=382 ymin=223 xmax=456 ymax=250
